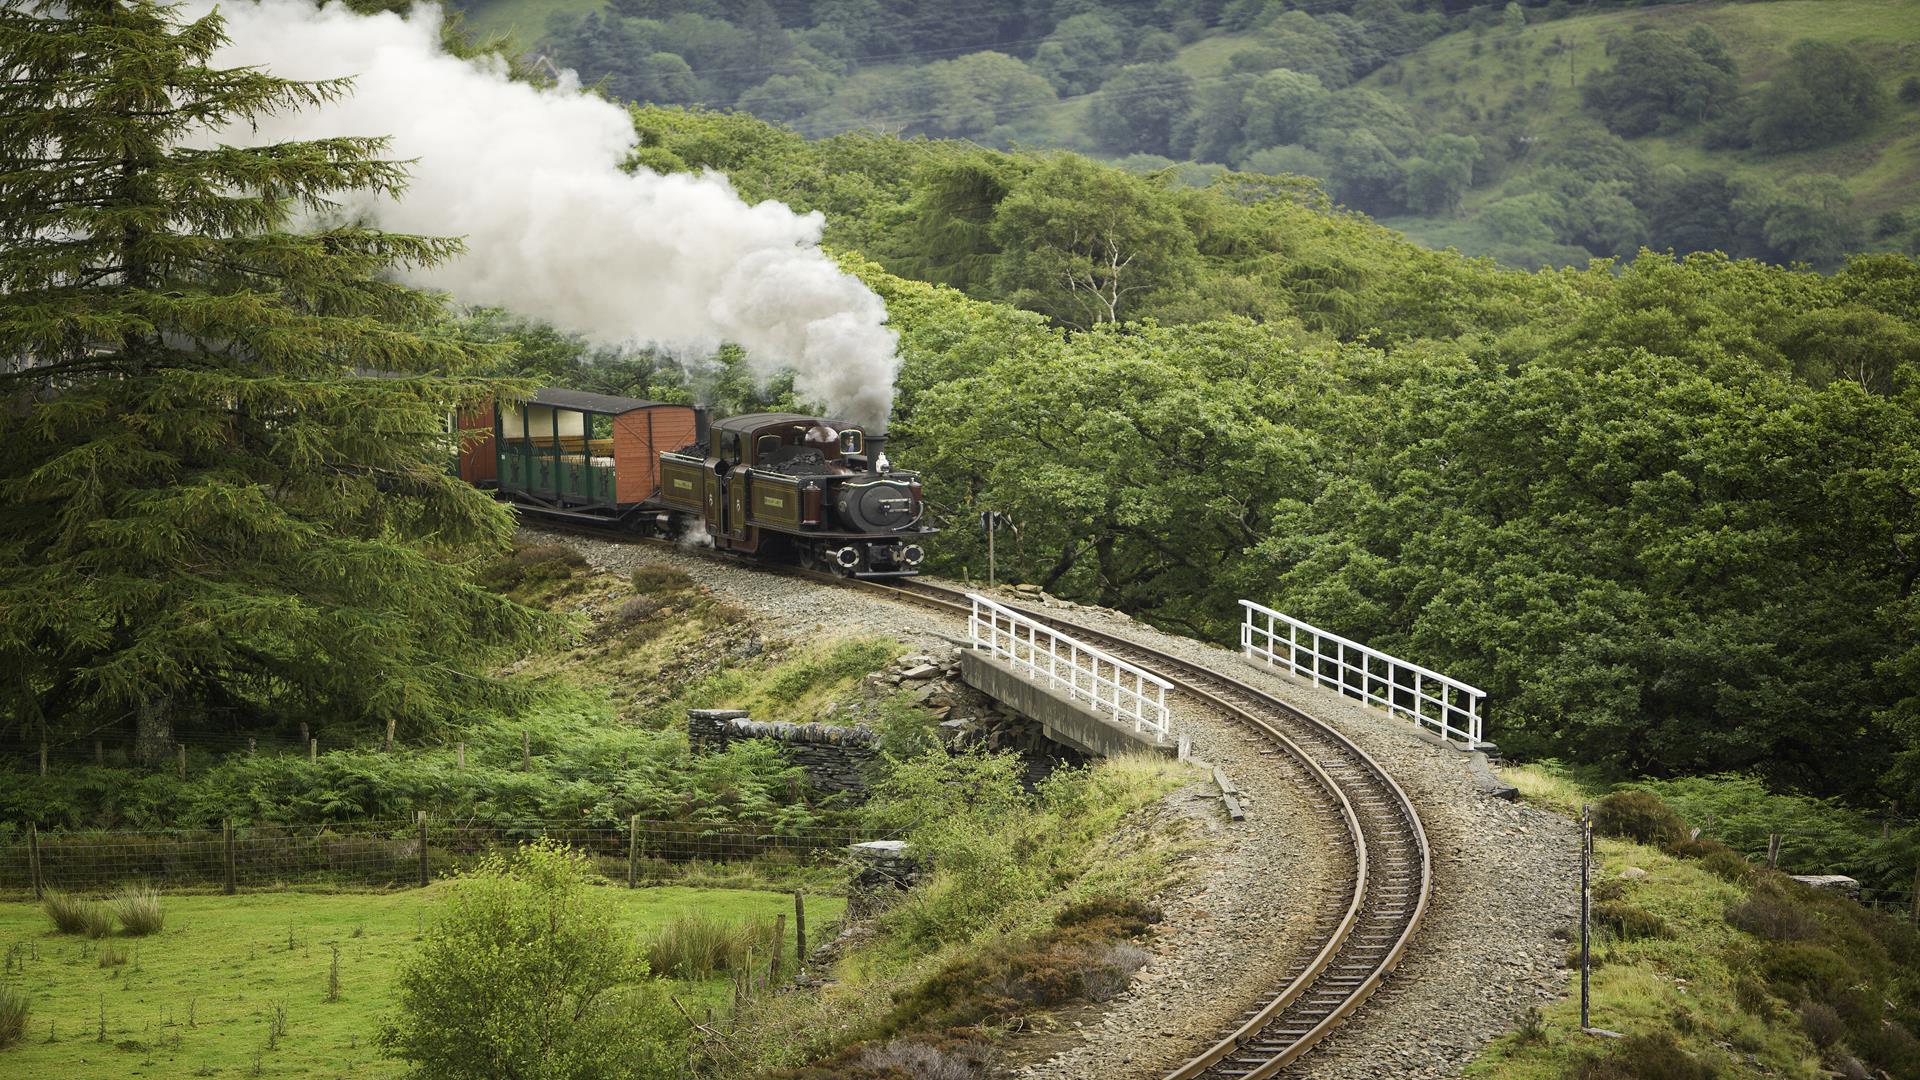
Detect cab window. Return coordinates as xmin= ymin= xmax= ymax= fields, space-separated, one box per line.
xmin=839 ymin=429 xmax=863 ymax=456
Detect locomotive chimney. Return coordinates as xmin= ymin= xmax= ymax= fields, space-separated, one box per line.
xmin=865 ymin=431 xmax=887 ymax=473
xmin=694 ymin=406 xmax=711 ymax=452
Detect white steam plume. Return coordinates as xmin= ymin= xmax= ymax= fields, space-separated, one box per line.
xmin=187 ymin=0 xmax=899 ymax=429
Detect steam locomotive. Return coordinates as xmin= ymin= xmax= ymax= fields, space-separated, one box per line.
xmin=456 ymin=388 xmax=932 ymax=576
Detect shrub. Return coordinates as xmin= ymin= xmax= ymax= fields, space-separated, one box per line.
xmin=478 ymin=544 xmax=586 ymax=592
xmin=378 ymin=841 xmax=684 ymax=1080
xmin=1592 ymin=791 xmax=1687 ymax=846
xmin=97 ymin=942 xmax=127 ymax=968
xmin=1798 ymin=999 xmax=1846 ymax=1049
xmin=1731 ymin=974 xmax=1777 ymax=1019
xmin=43 ymin=892 xmax=112 ymax=938
xmin=851 ymin=1039 xmax=981 ymax=1080
xmin=1595 ymin=899 xmax=1669 ymax=940
xmin=0 ymin=985 xmax=27 ymax=1050
xmin=1053 ymin=896 xmax=1162 ymax=935
xmin=630 ymin=566 xmax=695 ymax=595
xmin=112 ymin=886 xmax=163 ymax=936
xmin=645 ymin=911 xmax=778 ymax=979
xmin=1662 ymin=836 xmax=1733 ymax=860
xmin=1762 ymin=942 xmax=1854 ymax=1002
xmin=1696 ymin=850 xmax=1752 ymax=884
xmin=1572 ymin=1030 xmax=1718 ymax=1079
xmin=1725 ymin=890 xmax=1819 ymax=942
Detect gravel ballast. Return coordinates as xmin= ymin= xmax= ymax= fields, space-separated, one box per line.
xmin=524 ymin=529 xmax=1579 ymax=1079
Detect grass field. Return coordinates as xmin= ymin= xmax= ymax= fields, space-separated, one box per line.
xmin=0 ymin=884 xmax=842 ymax=1078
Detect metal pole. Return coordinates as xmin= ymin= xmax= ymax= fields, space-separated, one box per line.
xmin=1580 ymin=804 xmax=1592 ymax=1031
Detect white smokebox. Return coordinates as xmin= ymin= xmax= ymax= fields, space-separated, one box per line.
xmin=186 ymin=0 xmax=899 ymax=430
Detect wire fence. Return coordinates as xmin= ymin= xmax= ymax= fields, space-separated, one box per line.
xmin=3 ymin=817 xmax=896 ymax=900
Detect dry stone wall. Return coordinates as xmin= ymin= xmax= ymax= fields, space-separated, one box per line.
xmin=686 ymin=708 xmax=879 ymax=793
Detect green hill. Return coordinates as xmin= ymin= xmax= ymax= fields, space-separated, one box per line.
xmin=1352 ymin=0 xmax=1920 ymax=261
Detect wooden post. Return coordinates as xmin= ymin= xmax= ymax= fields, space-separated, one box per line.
xmin=627 ymin=815 xmax=639 ymax=888
xmin=521 ymin=730 xmax=531 ymax=772
xmin=246 ymin=737 xmax=255 ymax=757
xmin=384 ymin=719 xmax=396 ymax=753
xmin=416 ymin=812 xmax=430 ymax=889
xmin=455 ymin=742 xmax=465 ymax=770
xmin=176 ymin=744 xmax=186 ymax=780
xmin=308 ymin=738 xmax=317 ymax=764
xmin=223 ymin=819 xmax=237 ymax=895
xmin=299 ymin=722 xmax=309 ymax=747
xmin=39 ymin=738 xmax=47 ymax=777
xmin=1911 ymin=865 xmax=1919 ymax=929
xmin=94 ymin=740 xmax=103 ymax=765
xmin=1579 ymin=805 xmax=1591 ymax=1032
xmin=771 ymin=915 xmax=785 ymax=984
xmin=793 ymin=891 xmax=806 ymax=965
xmin=1766 ymin=832 xmax=1781 ymax=870
xmin=27 ymin=822 xmax=42 ymax=902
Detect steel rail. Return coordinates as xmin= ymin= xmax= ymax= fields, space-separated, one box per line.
xmin=859 ymin=577 xmax=1432 ymax=1080
xmin=514 ymin=523 xmax=1431 ymax=1077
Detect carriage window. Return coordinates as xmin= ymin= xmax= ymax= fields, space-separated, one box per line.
xmin=839 ymin=429 xmax=863 ymax=455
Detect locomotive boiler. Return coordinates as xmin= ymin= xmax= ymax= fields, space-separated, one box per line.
xmin=456 ymin=388 xmax=932 ymax=576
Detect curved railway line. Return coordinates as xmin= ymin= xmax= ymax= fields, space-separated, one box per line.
xmin=846 ymin=575 xmax=1433 ymax=1080
xmin=527 ymin=524 xmax=1433 ymax=1078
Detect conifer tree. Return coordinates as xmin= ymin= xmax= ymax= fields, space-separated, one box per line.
xmin=0 ymin=0 xmax=544 ymax=760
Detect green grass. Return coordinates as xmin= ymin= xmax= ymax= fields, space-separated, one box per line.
xmin=0 ymin=884 xmax=842 ymax=1078
xmin=1362 ymin=0 xmax=1920 ymax=214
xmin=1467 ymin=838 xmax=1824 ymax=1079
xmin=456 ymin=0 xmax=605 ymax=47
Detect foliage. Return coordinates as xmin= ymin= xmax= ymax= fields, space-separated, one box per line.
xmin=1751 ymin=40 xmax=1890 ymax=152
xmin=111 ymin=886 xmax=164 ymax=937
xmin=645 ymin=910 xmax=780 ymax=979
xmin=0 ymin=0 xmax=547 ymax=760
xmin=1581 ymin=28 xmax=1737 ymax=137
xmin=41 ymin=892 xmax=111 ymax=938
xmin=1593 ymin=792 xmax=1688 ymax=847
xmin=0 ymin=984 xmax=26 ymax=1051
xmin=379 ymin=841 xmax=685 ymax=1080
xmin=1570 ymin=1031 xmax=1718 ymax=1080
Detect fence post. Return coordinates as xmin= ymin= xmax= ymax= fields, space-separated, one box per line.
xmin=223 ymin=819 xmax=237 ymax=895
xmin=385 ymin=719 xmax=396 ymax=753
xmin=1579 ymin=805 xmax=1591 ymax=1032
xmin=309 ymin=738 xmax=317 ymax=764
xmin=247 ymin=737 xmax=255 ymax=757
xmin=627 ymin=815 xmax=639 ymax=888
xmin=177 ymin=744 xmax=187 ymax=780
xmin=456 ymin=742 xmax=465 ymax=770
xmin=299 ymin=722 xmax=309 ymax=747
xmin=1911 ymin=865 xmax=1918 ymax=929
xmin=793 ymin=891 xmax=806 ymax=965
xmin=771 ymin=914 xmax=785 ymax=984
xmin=1766 ymin=832 xmax=1781 ymax=869
xmin=94 ymin=739 xmax=104 ymax=765
xmin=27 ymin=822 xmax=42 ymax=901
xmin=417 ymin=812 xmax=430 ymax=888
xmin=39 ymin=737 xmax=47 ymax=777
xmin=521 ymin=730 xmax=531 ymax=772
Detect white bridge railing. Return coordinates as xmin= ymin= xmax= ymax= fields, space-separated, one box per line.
xmin=968 ymin=593 xmax=1172 ymax=741
xmin=1239 ymin=599 xmax=1485 ymax=747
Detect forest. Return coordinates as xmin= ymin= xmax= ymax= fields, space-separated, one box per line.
xmin=469 ymin=0 xmax=1920 ymax=270
xmin=2 ymin=0 xmax=1912 ymax=825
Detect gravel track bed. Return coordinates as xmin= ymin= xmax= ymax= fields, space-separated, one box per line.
xmin=524 ymin=529 xmax=1576 ymax=1079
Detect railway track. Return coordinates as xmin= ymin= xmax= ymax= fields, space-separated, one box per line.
xmin=849 ymin=576 xmax=1432 ymax=1080
xmin=521 ymin=523 xmax=1432 ymax=1077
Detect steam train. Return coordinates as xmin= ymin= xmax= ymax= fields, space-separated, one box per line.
xmin=456 ymin=388 xmax=933 ymax=576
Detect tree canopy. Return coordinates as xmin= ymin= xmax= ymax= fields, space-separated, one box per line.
xmin=0 ymin=0 xmax=543 ymax=759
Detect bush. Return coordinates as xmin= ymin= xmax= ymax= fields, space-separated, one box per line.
xmin=479 ymin=544 xmax=587 ymax=592
xmin=1725 ymin=889 xmax=1819 ymax=942
xmin=645 ymin=911 xmax=778 ymax=979
xmin=630 ymin=565 xmax=695 ymax=595
xmin=1572 ymin=1030 xmax=1718 ymax=1079
xmin=1595 ymin=899 xmax=1669 ymax=940
xmin=378 ymin=841 xmax=683 ymax=1080
xmin=1661 ymin=836 xmax=1733 ymax=861
xmin=112 ymin=886 xmax=163 ymax=936
xmin=1798 ymin=999 xmax=1846 ymax=1049
xmin=43 ymin=891 xmax=112 ymax=938
xmin=1592 ymin=791 xmax=1687 ymax=846
xmin=1696 ymin=850 xmax=1752 ymax=884
xmin=0 ymin=985 xmax=27 ymax=1050
xmin=1761 ymin=942 xmax=1854 ymax=1002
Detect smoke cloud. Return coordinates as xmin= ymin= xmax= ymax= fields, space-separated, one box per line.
xmin=187 ymin=0 xmax=899 ymax=429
